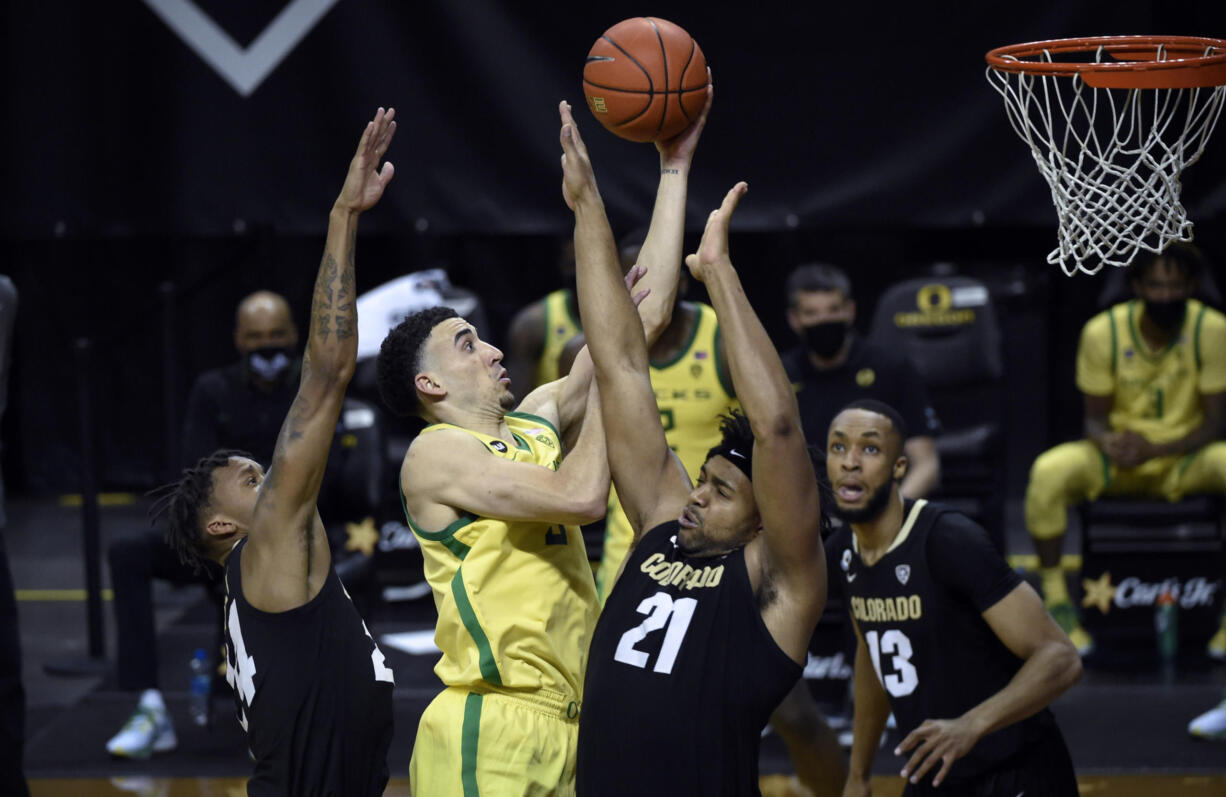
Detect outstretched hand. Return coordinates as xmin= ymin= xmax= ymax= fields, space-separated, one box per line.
xmin=335 ymin=107 xmax=397 ymax=214
xmin=684 ymin=182 xmax=747 ymax=283
xmin=656 ymin=69 xmax=713 ymax=170
xmin=559 ymin=101 xmax=600 ymax=211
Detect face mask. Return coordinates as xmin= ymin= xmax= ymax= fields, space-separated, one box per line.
xmin=247 ymin=346 xmax=293 ymax=382
xmin=1144 ymin=299 xmax=1186 ymax=333
xmin=802 ymin=321 xmax=849 ymax=359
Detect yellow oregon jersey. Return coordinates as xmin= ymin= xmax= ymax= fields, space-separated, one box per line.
xmin=403 ymin=412 xmax=599 ymax=700
xmin=1076 ymin=298 xmax=1226 ymax=445
xmin=535 ymin=289 xmax=584 ymax=388
xmin=597 ymin=303 xmax=737 ymax=597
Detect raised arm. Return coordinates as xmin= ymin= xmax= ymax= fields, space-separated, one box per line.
xmin=524 ymin=84 xmax=715 ymax=445
xmin=685 ymin=183 xmax=826 ymax=661
xmin=558 ymin=102 xmax=692 ymax=539
xmin=249 ymin=108 xmax=396 ymax=571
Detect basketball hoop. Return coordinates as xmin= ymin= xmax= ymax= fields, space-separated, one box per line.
xmin=985 ymin=36 xmax=1226 ymax=276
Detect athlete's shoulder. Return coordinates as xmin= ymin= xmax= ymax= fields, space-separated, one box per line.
xmin=1081 ymin=303 xmax=1125 ymax=339
xmin=919 ymin=501 xmax=997 ymax=551
xmin=1194 ymin=300 xmax=1226 ymax=333
xmin=404 ymin=424 xmax=492 ymax=468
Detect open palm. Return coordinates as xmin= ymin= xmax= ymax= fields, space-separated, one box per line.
xmin=336 ymin=107 xmax=397 ymax=213
xmin=685 ymin=182 xmax=747 ymax=283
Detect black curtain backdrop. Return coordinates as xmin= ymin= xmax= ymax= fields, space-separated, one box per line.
xmin=2 ymin=0 xmax=1224 ymax=491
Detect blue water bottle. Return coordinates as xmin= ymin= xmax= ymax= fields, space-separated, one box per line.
xmin=189 ymin=648 xmax=211 ymax=727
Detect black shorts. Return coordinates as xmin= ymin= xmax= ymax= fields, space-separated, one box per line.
xmin=903 ymin=725 xmax=1077 ymax=797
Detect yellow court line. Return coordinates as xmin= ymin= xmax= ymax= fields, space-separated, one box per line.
xmin=16 ymin=588 xmax=114 ymax=601
xmin=57 ymin=492 xmax=137 ymax=507
xmin=1006 ymin=553 xmax=1082 ymax=573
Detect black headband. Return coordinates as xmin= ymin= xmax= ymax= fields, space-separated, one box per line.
xmin=705 ymin=442 xmax=753 ymax=482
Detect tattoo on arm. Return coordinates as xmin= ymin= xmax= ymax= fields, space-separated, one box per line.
xmin=661 ymin=168 xmax=680 ymax=175
xmin=308 ymin=223 xmax=358 ymax=348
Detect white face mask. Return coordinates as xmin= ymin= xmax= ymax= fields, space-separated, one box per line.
xmin=247 ymin=347 xmax=292 ymax=382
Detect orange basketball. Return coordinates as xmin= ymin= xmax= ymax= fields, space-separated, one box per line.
xmin=583 ymin=17 xmax=708 ymax=143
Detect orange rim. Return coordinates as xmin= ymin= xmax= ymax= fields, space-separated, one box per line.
xmin=985 ymin=35 xmax=1226 ymax=89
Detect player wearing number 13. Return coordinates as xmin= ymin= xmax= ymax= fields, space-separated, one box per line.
xmin=558 ymin=99 xmax=828 ymax=795
xmin=828 ymin=400 xmax=1082 ymax=796
xmin=151 ymin=109 xmax=399 ymax=796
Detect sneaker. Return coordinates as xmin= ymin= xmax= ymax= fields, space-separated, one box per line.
xmin=1207 ymin=626 xmax=1226 ymax=662
xmin=1049 ymin=601 xmax=1094 ymax=656
xmin=1188 ymin=700 xmax=1226 ymax=740
xmin=107 ymin=704 xmax=177 ymax=759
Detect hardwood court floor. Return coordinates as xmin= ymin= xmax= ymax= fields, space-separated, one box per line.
xmin=27 ymin=775 xmax=1226 ymax=796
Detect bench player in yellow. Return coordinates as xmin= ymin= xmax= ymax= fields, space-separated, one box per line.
xmin=506 ymin=240 xmax=586 ymax=393
xmin=1024 ymin=244 xmax=1226 ymax=656
xmin=373 ymin=88 xmax=713 ymax=795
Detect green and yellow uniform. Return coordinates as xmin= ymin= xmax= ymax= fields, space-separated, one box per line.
xmin=1026 ymin=299 xmax=1226 ymax=540
xmin=596 ymin=303 xmax=737 ymax=599
xmin=406 ymin=412 xmax=598 ymax=796
xmin=535 ymin=289 xmax=583 ymax=388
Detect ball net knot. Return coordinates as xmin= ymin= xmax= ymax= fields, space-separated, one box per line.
xmin=985 ymin=38 xmax=1226 ymax=276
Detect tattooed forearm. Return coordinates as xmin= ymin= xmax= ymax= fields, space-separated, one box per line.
xmin=308 ymin=229 xmax=358 ymax=348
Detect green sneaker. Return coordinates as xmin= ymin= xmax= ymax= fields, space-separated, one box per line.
xmin=1049 ymin=601 xmax=1094 ymax=656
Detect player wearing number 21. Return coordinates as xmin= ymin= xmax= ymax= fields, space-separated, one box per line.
xmin=827 ymin=399 xmax=1082 ymax=796
xmin=558 ymin=100 xmax=828 ymax=795
xmin=152 ymin=109 xmax=399 ymax=796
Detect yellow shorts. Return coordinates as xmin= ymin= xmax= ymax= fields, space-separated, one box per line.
xmin=1025 ymin=440 xmax=1226 ymax=539
xmin=410 ymin=686 xmax=581 ymax=796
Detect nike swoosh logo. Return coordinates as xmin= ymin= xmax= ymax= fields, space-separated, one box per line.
xmin=846 ymin=573 xmax=857 ymax=582
xmin=729 ymin=449 xmax=746 ymax=459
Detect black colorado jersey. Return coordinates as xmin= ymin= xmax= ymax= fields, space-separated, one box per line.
xmin=223 ymin=538 xmax=395 ymax=796
xmin=578 ymin=522 xmax=802 ymax=796
xmin=827 ymin=500 xmax=1056 ymax=783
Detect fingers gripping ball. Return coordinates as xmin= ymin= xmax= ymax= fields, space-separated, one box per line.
xmin=583 ymin=17 xmax=708 ymax=143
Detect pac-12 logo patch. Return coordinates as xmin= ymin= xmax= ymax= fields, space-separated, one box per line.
xmin=896 ymin=564 xmax=911 ymax=585
xmin=489 ymin=440 xmax=508 ymax=453
xmin=841 ymin=549 xmax=852 ymax=571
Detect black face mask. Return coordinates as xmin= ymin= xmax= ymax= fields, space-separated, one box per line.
xmin=247 ymin=346 xmax=294 ymax=382
xmin=1144 ymin=299 xmax=1187 ymax=333
xmin=802 ymin=321 xmax=849 ymax=359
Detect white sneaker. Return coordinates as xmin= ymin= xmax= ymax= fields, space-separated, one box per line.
xmin=107 ymin=694 xmax=177 ymax=758
xmin=1188 ymin=699 xmax=1226 ymax=741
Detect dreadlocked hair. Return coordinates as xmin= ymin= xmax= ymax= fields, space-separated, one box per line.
xmin=148 ymin=449 xmax=250 ymax=574
xmin=716 ymin=410 xmax=755 ymax=453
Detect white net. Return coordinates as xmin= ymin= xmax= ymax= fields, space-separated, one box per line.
xmin=986 ymin=46 xmax=1226 ymax=276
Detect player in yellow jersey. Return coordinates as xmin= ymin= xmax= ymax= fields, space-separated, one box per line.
xmin=1025 ymin=244 xmax=1226 ymax=656
xmin=506 ymin=241 xmax=586 ymax=392
xmin=374 ymin=86 xmax=712 ymax=796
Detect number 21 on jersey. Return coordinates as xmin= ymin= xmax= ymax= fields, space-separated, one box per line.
xmin=613 ymin=591 xmax=697 ymax=675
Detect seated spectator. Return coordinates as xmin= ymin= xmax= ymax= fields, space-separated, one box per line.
xmin=781 ymin=263 xmax=941 ymax=498
xmin=1024 ymin=244 xmax=1226 ymax=657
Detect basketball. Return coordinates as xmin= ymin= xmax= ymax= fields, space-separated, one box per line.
xmin=582 ymin=17 xmax=709 ymax=143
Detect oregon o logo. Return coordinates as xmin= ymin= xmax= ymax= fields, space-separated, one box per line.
xmin=567 ymin=701 xmax=580 ymax=719
xmin=915 ymin=284 xmax=952 ymax=312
